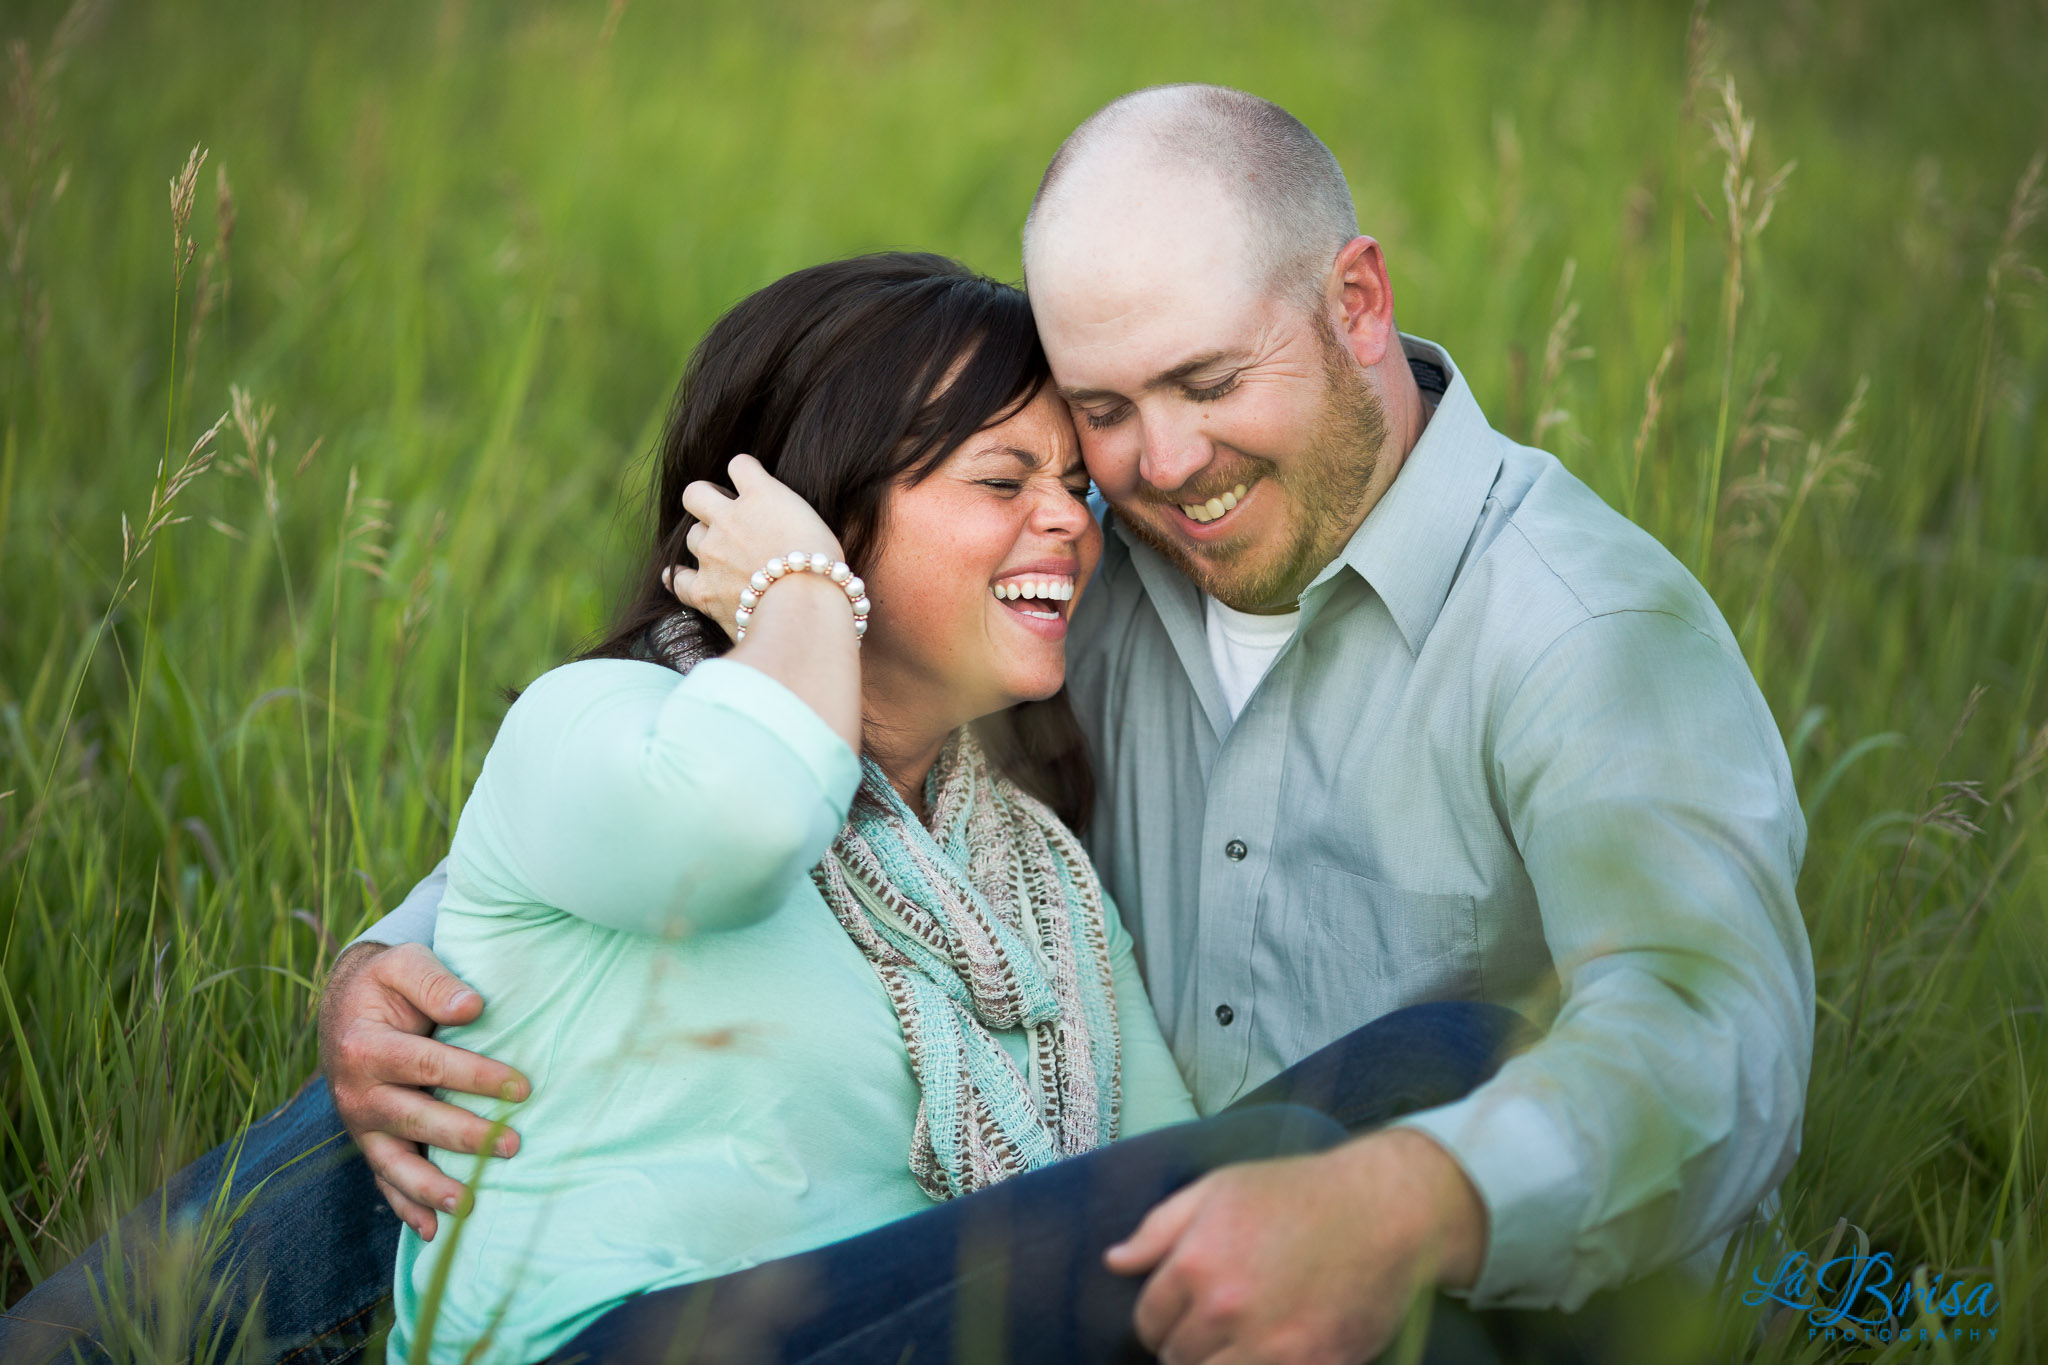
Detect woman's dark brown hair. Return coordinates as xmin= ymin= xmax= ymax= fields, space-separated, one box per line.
xmin=580 ymin=251 xmax=1094 ymax=828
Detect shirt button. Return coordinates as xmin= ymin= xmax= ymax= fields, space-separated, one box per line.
xmin=1224 ymin=839 xmax=1248 ymax=861
xmin=1215 ymin=1003 xmax=1235 ymax=1026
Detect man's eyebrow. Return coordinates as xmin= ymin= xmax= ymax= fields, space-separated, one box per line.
xmin=1056 ymin=351 xmax=1243 ymax=404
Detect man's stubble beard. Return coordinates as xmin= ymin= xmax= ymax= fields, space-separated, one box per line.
xmin=1113 ymin=333 xmax=1390 ymax=613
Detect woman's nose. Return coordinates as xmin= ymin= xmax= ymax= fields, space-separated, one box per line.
xmin=1031 ymin=485 xmax=1092 ymax=537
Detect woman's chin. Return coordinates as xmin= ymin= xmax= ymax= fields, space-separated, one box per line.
xmin=987 ymin=663 xmax=1068 ymax=711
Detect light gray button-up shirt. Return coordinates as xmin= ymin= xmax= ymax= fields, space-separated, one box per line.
xmin=1063 ymin=334 xmax=1814 ymax=1311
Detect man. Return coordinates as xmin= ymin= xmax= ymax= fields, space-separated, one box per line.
xmin=6 ymin=86 xmax=1812 ymax=1364
xmin=1015 ymin=85 xmax=1813 ymax=1357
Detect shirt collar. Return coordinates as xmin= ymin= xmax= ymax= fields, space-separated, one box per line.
xmin=1103 ymin=332 xmax=1502 ymax=711
xmin=1303 ymin=334 xmax=1503 ymax=654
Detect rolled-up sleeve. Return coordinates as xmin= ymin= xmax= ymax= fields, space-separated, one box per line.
xmin=345 ymin=859 xmax=450 ymax=951
xmin=1392 ymin=607 xmax=1814 ymax=1310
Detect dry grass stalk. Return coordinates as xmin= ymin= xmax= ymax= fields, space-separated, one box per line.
xmin=227 ymin=383 xmax=281 ymax=518
xmin=168 ymin=145 xmax=206 ymax=285
xmin=183 ymin=164 xmax=237 ymax=392
xmin=1531 ymin=258 xmax=1593 ymax=447
xmin=341 ymin=466 xmax=394 ymax=581
xmin=1734 ymin=376 xmax=1873 ymax=656
xmin=1624 ymin=342 xmax=1676 ymax=519
xmin=2 ymin=1 xmax=102 ymax=358
xmin=1694 ymin=73 xmax=1795 ymax=576
xmin=1842 ymin=684 xmax=1988 ymax=1063
xmin=121 ymin=413 xmax=227 ymax=597
xmin=1963 ymin=149 xmax=2046 ymax=486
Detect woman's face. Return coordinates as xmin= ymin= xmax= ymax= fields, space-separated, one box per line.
xmin=859 ymin=387 xmax=1102 ymax=732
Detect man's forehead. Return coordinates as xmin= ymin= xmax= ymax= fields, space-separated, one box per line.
xmin=1033 ymin=260 xmax=1270 ymax=390
xmin=1031 ymin=158 xmax=1257 ymax=288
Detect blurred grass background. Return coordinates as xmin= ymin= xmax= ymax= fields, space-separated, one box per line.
xmin=2 ymin=0 xmax=2045 ymax=1359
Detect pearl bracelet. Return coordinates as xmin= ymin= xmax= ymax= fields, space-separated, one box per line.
xmin=735 ymin=551 xmax=870 ymax=644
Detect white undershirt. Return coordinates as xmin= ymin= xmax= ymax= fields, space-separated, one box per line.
xmin=1204 ymin=594 xmax=1301 ymax=722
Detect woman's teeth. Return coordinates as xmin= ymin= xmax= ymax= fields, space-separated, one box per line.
xmin=1181 ymin=482 xmax=1251 ymax=525
xmin=991 ymin=576 xmax=1074 ymax=619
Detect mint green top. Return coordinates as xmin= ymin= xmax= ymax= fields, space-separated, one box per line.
xmin=388 ymin=657 xmax=1198 ymax=1365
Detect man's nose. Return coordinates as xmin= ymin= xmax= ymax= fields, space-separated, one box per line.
xmin=1136 ymin=408 xmax=1213 ymax=496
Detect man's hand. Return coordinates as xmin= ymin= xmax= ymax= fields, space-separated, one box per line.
xmin=1105 ymin=1127 xmax=1488 ymax=1365
xmin=318 ymin=941 xmax=530 ymax=1239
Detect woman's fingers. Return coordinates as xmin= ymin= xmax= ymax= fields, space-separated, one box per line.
xmin=680 ymin=478 xmax=735 ymax=524
xmin=725 ymin=452 xmax=766 ymax=491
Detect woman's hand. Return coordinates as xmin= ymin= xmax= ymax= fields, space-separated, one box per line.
xmin=666 ymin=453 xmax=864 ymax=752
xmin=665 ymin=454 xmax=845 ymax=641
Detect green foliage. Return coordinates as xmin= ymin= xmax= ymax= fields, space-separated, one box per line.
xmin=2 ymin=0 xmax=2044 ymax=1359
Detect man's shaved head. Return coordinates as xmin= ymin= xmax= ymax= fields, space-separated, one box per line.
xmin=1024 ymin=84 xmax=1359 ymax=311
xmin=1023 ymin=85 xmax=1417 ymax=615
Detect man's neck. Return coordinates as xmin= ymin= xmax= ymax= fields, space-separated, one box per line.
xmin=1353 ymin=346 xmax=1436 ymax=530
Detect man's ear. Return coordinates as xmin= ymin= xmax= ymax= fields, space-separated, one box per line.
xmin=1327 ymin=236 xmax=1397 ymax=370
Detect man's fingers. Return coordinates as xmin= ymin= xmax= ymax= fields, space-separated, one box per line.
xmin=372 ymin=1169 xmax=439 ymax=1241
xmin=1131 ymin=1253 xmax=1197 ymax=1354
xmin=1155 ymin=1280 xmax=1240 ymax=1365
xmin=359 ymin=1129 xmax=471 ymax=1221
xmin=371 ymin=1030 xmax=529 ymax=1102
xmin=1106 ymin=1177 xmax=1206 ymax=1275
xmin=366 ymin=1081 xmax=522 ymax=1156
xmin=373 ymin=942 xmax=482 ymax=1026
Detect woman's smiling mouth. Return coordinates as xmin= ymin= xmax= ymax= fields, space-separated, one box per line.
xmin=989 ymin=572 xmax=1077 ymax=636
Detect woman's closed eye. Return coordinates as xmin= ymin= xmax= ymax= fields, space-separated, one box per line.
xmin=976 ymin=475 xmax=1094 ymax=500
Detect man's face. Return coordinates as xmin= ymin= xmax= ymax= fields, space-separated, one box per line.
xmin=1029 ymin=179 xmax=1388 ymax=612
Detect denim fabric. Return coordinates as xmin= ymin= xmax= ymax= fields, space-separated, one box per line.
xmin=0 ymin=1077 xmax=398 ymax=1365
xmin=5 ymin=1000 xmax=1609 ymax=1365
xmin=544 ymin=999 xmax=1587 ymax=1365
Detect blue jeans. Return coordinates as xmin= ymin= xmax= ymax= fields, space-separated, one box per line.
xmin=0 ymin=1076 xmax=399 ymax=1364
xmin=4 ymin=1001 xmax=1592 ymax=1364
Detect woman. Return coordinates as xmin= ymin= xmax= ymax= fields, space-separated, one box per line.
xmin=1 ymin=252 xmax=1534 ymax=1365
xmin=389 ymin=252 xmax=1295 ymax=1364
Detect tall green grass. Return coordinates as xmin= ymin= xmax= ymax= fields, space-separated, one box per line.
xmin=2 ymin=0 xmax=2044 ymax=1359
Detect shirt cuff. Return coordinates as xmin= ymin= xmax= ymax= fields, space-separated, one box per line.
xmin=1391 ymin=1089 xmax=1593 ymax=1309
xmin=677 ymin=658 xmax=862 ymax=809
xmin=342 ymin=859 xmax=448 ymax=952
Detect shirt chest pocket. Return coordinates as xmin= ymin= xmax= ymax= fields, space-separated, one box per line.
xmin=1280 ymin=864 xmax=1481 ymax=1059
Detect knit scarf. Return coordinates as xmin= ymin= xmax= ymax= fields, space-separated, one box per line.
xmin=646 ymin=611 xmax=1123 ymax=1200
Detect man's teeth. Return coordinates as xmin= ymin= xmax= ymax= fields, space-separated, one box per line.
xmin=990 ymin=577 xmax=1075 ymax=604
xmin=1181 ymin=483 xmax=1250 ymax=524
